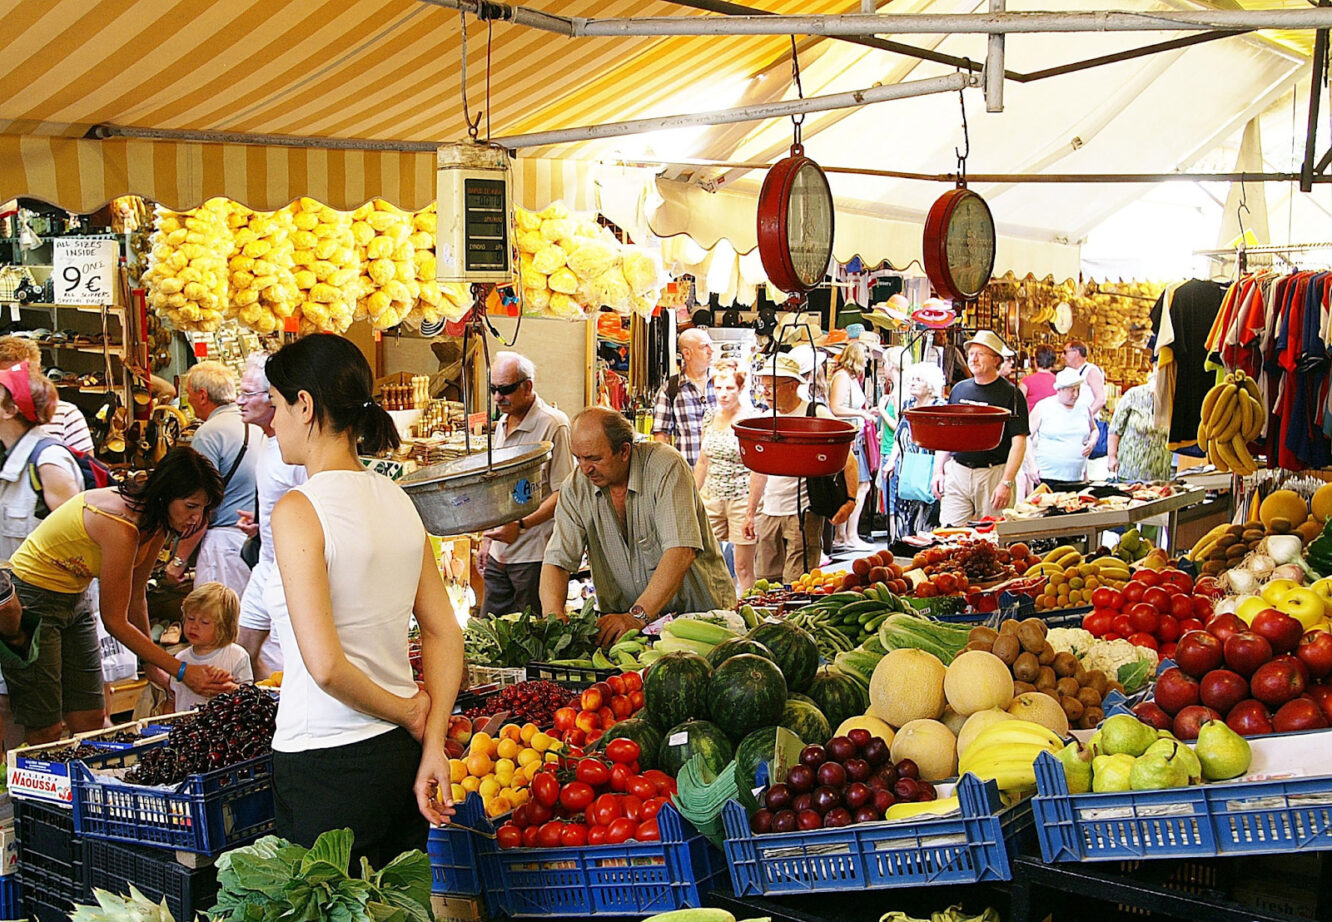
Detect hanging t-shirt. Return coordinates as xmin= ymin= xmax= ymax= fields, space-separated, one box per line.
xmin=1150 ymin=279 xmax=1229 ymax=449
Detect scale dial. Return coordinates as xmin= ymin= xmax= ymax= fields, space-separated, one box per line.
xmin=757 ymin=148 xmax=835 ymax=293
xmin=923 ymin=188 xmax=997 ymax=301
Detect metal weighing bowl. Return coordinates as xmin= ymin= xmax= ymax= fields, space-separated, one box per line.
xmin=400 ymin=441 xmax=553 ymax=535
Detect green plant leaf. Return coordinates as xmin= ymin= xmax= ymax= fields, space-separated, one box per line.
xmin=367 ymin=902 xmax=408 ymax=922
xmin=303 ymin=828 xmax=354 ymax=875
xmin=376 ymin=849 xmax=432 ymax=912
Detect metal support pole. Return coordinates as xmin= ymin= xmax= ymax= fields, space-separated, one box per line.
xmin=1303 ymin=5 xmax=1330 ymax=192
xmin=861 ymin=0 xmax=875 ymax=12
xmin=986 ymin=0 xmax=1005 ymax=112
xmin=493 ymin=72 xmax=976 ymax=150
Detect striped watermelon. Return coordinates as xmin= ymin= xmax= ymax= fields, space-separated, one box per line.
xmin=780 ymin=698 xmax=832 ymax=747
xmin=643 ymin=651 xmax=712 ymax=731
xmin=807 ymin=666 xmax=871 ymax=730
xmin=749 ymin=620 xmax=820 ymax=692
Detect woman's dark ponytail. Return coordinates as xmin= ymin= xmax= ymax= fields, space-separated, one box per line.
xmin=266 ymin=334 xmax=401 ymax=453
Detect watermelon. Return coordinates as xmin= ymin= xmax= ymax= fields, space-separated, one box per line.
xmin=708 ymin=654 xmax=787 ymax=742
xmin=643 ymin=651 xmax=713 ymax=731
xmin=807 ymin=666 xmax=871 ymax=730
xmin=657 ymin=719 xmax=734 ymax=778
xmin=706 ymin=637 xmax=774 ymax=670
xmin=748 ymin=620 xmax=820 ymax=692
xmin=788 ymin=692 xmax=818 ymax=707
xmin=734 ymin=726 xmax=803 ymax=812
xmin=780 ymin=698 xmax=832 ymax=747
xmin=599 ymin=718 xmax=664 ymax=771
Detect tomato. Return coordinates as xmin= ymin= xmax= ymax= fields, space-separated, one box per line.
xmin=559 ymin=781 xmax=595 ymax=812
xmin=606 ymin=817 xmax=638 ymax=844
xmin=1113 ymin=615 xmax=1133 ymax=637
xmin=1180 ymin=617 xmax=1205 ymax=635
xmin=622 ymin=795 xmax=644 ymax=822
xmin=1128 ymin=632 xmax=1159 ymax=651
xmin=610 ymin=763 xmax=633 ymax=792
xmin=636 ymin=818 xmax=661 ymax=842
xmin=553 ymin=707 xmax=578 ymax=732
xmin=1159 ymin=641 xmax=1178 ymax=660
xmin=642 ymin=770 xmax=677 ymax=797
xmin=1128 ymin=602 xmax=1160 ymax=634
xmin=588 ymin=826 xmax=609 ymax=845
xmin=538 ymin=821 xmax=565 ymax=848
xmin=1091 ymin=587 xmax=1123 ymax=610
xmin=626 ymin=775 xmax=657 ymax=801
xmin=642 ymin=796 xmax=665 ymax=820
xmin=1132 ymin=569 xmax=1162 ymax=586
xmin=1192 ymin=596 xmax=1214 ymax=620
xmin=607 ymin=675 xmax=628 ymax=696
xmin=576 ymin=759 xmax=612 ymax=788
xmin=1162 ymin=569 xmax=1194 ymax=594
xmin=1083 ymin=608 xmax=1116 ymax=637
xmin=1143 ymin=585 xmax=1172 ymax=614
xmin=1122 ymin=581 xmax=1147 ymax=605
xmin=497 ymin=823 xmax=523 ymax=849
xmin=533 ymin=772 xmax=560 ymax=808
xmin=590 ymin=793 xmax=623 ymax=826
xmin=522 ymin=825 xmax=540 ymax=848
xmin=1104 ymin=632 xmax=1122 ymax=642
xmin=560 ymin=823 xmax=589 ymax=847
xmin=512 ymin=804 xmax=530 ymax=828
xmin=1169 ymin=594 xmax=1194 ymax=621
xmin=527 ymin=802 xmax=553 ymax=826
xmin=622 ymin=671 xmax=643 ymax=692
xmin=605 ymin=739 xmax=642 ymax=765
xmin=1157 ymin=614 xmax=1181 ymax=643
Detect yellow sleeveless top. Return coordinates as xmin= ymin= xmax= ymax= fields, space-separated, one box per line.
xmin=10 ymin=494 xmax=138 ymax=594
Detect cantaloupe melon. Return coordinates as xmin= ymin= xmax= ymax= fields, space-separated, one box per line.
xmin=1007 ymin=691 xmax=1070 ymax=736
xmin=1260 ymin=490 xmax=1309 ymax=530
xmin=835 ymin=714 xmax=896 ymax=747
xmin=956 ymin=707 xmax=1017 ymax=756
xmin=1313 ymin=483 xmax=1332 ymax=524
xmin=870 ymin=648 xmax=946 ymax=728
xmin=941 ymin=707 xmax=968 ymax=737
xmin=889 ymin=718 xmax=957 ymax=782
xmin=944 ymin=651 xmax=1015 ymax=716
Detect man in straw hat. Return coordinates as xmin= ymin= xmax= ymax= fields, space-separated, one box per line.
xmin=743 ymin=354 xmax=859 ymax=584
xmin=931 ymin=330 xmax=1030 ymax=525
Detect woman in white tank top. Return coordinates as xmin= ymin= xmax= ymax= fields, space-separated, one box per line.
xmin=265 ymin=335 xmax=464 ymax=867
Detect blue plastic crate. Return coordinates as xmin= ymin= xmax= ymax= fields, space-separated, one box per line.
xmin=721 ymin=773 xmax=1033 ymax=896
xmin=83 ymin=837 xmax=219 ymax=921
xmin=429 ymin=794 xmax=484 ymax=896
xmin=71 ymin=753 xmax=275 ymax=855
xmin=0 ymin=873 xmax=18 ymax=920
xmin=8 ymin=738 xmax=166 ymax=808
xmin=475 ymin=802 xmax=725 ymax=917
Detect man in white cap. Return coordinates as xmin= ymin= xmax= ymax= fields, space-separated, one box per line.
xmin=931 ymin=330 xmax=1029 ymax=525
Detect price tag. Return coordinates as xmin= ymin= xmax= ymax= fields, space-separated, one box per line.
xmin=668 ymin=732 xmax=688 ymax=747
xmin=53 ymin=238 xmax=117 ymax=305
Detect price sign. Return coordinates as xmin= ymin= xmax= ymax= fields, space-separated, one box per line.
xmin=53 ymin=238 xmax=117 ymax=305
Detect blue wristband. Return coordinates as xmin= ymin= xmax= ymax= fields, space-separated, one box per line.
xmin=176 ymin=661 xmax=188 ymax=682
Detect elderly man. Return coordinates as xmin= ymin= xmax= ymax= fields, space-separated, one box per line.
xmin=170 ymin=361 xmax=263 ymax=594
xmin=480 ymin=352 xmax=573 ymax=618
xmin=541 ymin=407 xmax=736 ymax=646
xmin=931 ymin=331 xmax=1030 ymax=525
xmin=651 ymin=328 xmax=715 ymax=466
xmin=234 ymin=353 xmax=305 ymax=679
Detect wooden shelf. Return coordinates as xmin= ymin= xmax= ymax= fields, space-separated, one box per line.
xmin=39 ymin=342 xmax=125 ymax=357
xmin=16 ymin=302 xmax=125 ymax=315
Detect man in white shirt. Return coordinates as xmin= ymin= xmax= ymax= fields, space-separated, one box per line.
xmin=480 ymin=352 xmax=573 ymax=618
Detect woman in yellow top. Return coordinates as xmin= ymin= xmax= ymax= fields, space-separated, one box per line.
xmin=4 ymin=446 xmax=235 ymax=743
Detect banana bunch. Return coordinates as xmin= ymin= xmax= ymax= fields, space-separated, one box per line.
xmin=225 ymin=205 xmax=299 ymax=335
xmin=654 ymin=618 xmax=738 ymax=657
xmin=1198 ymin=370 xmax=1264 ymax=475
xmin=287 ymin=197 xmax=358 ymax=334
xmin=957 ymin=719 xmax=1065 ymax=793
xmin=143 ymin=199 xmax=233 ymax=332
xmin=1024 ymin=545 xmax=1082 ymax=578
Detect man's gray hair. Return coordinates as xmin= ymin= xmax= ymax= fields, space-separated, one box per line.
xmin=185 ymin=360 xmax=238 ymax=404
xmin=494 ymin=351 xmax=536 ymax=383
xmin=573 ymin=406 xmax=636 ymax=453
xmin=243 ymin=351 xmax=271 ymax=390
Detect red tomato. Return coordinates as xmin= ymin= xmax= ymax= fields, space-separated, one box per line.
xmin=512 ymin=804 xmax=530 ymax=829
xmin=590 ymin=793 xmax=623 ymax=827
xmin=607 ymin=675 xmax=628 ymax=696
xmin=538 ymin=821 xmax=564 ymax=848
xmin=1179 ymin=617 xmax=1205 ymax=635
xmin=533 ymin=772 xmax=560 ymax=808
xmin=1133 ymin=569 xmax=1162 ymax=586
xmin=642 ymin=770 xmax=677 ymax=797
xmin=1091 ymin=587 xmax=1124 ymax=610
xmin=1128 ymin=602 xmax=1160 ymax=634
xmin=1113 ymin=615 xmax=1133 ymax=637
xmin=522 ymin=825 xmax=540 ymax=848
xmin=622 ymin=795 xmax=644 ymax=822
xmin=626 ymin=775 xmax=657 ymax=800
xmin=560 ymin=823 xmax=589 ymax=847
xmin=622 ymin=671 xmax=643 ymax=692
xmin=1159 ymin=641 xmax=1178 ymax=660
xmin=575 ymin=759 xmax=612 ymax=788
xmin=1191 ymin=597 xmax=1214 ymax=620
xmin=1104 ymin=632 xmax=1122 ymax=641
xmin=642 ymin=796 xmax=665 ymax=820
xmin=497 ymin=824 xmax=523 ymax=849
xmin=1122 ymin=581 xmax=1147 ymax=605
xmin=1168 ymin=594 xmax=1193 ymax=621
xmin=1162 ymin=569 xmax=1194 ymax=593
xmin=605 ymin=739 xmax=642 ymax=765
xmin=607 ymin=817 xmax=638 ymax=844
xmin=1143 ymin=585 xmax=1172 ymax=614
xmin=588 ymin=826 xmax=609 ymax=845
xmin=1083 ymin=608 xmax=1116 ymax=637
xmin=527 ymin=801 xmax=553 ymax=826
xmin=610 ymin=763 xmax=633 ymax=792
xmin=1156 ymin=614 xmax=1181 ymax=643
xmin=635 ymin=818 xmax=661 ymax=842
xmin=1128 ymin=632 xmax=1159 ymax=651
xmin=559 ymin=781 xmax=595 ymax=812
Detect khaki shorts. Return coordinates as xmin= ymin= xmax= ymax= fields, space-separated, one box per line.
xmin=702 ymin=494 xmax=755 ymax=546
xmin=939 ymin=463 xmax=1008 ymax=527
xmin=755 ymin=512 xmax=824 ymax=584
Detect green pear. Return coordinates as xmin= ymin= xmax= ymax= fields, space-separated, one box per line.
xmin=1157 ymin=728 xmax=1176 ymax=739
xmin=1144 ymin=738 xmax=1201 ymax=784
xmin=1195 ymin=719 xmax=1253 ymax=781
xmin=1099 ymin=714 xmax=1159 ymax=758
xmin=1055 ymin=741 xmax=1094 ymax=794
xmin=1129 ymin=744 xmax=1191 ymax=791
xmin=1087 ymin=729 xmax=1103 ymax=756
xmin=1091 ymin=753 xmax=1135 ymax=792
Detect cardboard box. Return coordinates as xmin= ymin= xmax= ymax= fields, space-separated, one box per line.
xmin=0 ymin=822 xmax=15 ymax=876
xmin=431 ymin=894 xmax=485 ymax=922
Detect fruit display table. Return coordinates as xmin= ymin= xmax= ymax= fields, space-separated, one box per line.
xmin=995 ymin=487 xmax=1206 ymax=553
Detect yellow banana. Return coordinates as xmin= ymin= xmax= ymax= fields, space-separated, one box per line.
xmin=1231 ymin=434 xmax=1258 ymax=476
xmin=1238 ymin=396 xmax=1251 ymax=442
xmin=963 ymin=719 xmax=1066 ymax=754
xmin=960 ymin=739 xmax=1060 ymax=773
xmin=1208 ymin=383 xmax=1238 ymax=427
xmin=1242 ymin=394 xmax=1264 ymax=441
xmin=1043 ymin=545 xmax=1079 ymax=564
xmin=1214 ymin=437 xmax=1243 ymax=474
xmin=884 ymin=795 xmax=961 ymax=820
xmin=1214 ymin=397 xmax=1242 ymax=442
xmin=960 ymin=759 xmax=1043 ymax=792
xmin=1200 ymin=383 xmax=1225 ymax=421
xmin=1239 ymin=375 xmax=1262 ymax=405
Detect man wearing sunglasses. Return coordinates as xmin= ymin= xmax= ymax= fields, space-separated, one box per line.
xmin=479 ymin=352 xmax=573 ymax=619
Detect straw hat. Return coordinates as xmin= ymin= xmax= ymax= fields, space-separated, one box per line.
xmin=756 ymin=353 xmax=812 ymax=402
xmin=774 ymin=312 xmax=820 ymax=346
xmin=814 ymin=328 xmax=850 ymax=351
xmin=963 ymin=330 xmax=1015 ymax=358
xmin=1054 ymin=367 xmax=1084 ymax=390
xmin=785 ymin=344 xmax=817 ymax=377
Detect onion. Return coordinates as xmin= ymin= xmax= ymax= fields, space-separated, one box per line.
xmin=1226 ymin=569 xmax=1258 ymax=594
xmin=1271 ymin=562 xmax=1309 ymax=583
xmin=1260 ymin=535 xmax=1304 ymax=566
xmin=1243 ymin=554 xmax=1276 ymax=580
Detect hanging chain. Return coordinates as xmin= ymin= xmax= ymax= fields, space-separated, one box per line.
xmin=485 ymin=18 xmax=494 ymax=142
xmin=459 ymin=12 xmax=483 ymax=141
xmin=790 ymin=36 xmax=805 ymax=150
xmin=954 ymin=64 xmax=971 ymax=187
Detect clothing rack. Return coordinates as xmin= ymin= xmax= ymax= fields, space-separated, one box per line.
xmin=1195 ymin=242 xmax=1332 ymax=274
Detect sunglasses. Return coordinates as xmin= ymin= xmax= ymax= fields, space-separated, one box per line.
xmin=489 ymin=378 xmax=529 ymax=396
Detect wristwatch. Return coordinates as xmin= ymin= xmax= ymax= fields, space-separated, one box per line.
xmin=628 ymin=604 xmax=647 ymax=626
xmin=1001 ymin=480 xmax=1016 ymax=491
xmin=169 ymin=556 xmax=186 ymax=569
xmin=516 ymin=517 xmax=528 ymax=534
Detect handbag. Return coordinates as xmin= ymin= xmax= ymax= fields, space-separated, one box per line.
xmin=803 ymin=399 xmax=849 ymax=518
xmin=1090 ymin=418 xmax=1109 ymax=460
xmin=240 ymin=533 xmax=261 ymax=569
xmin=898 ymin=450 xmax=936 ymax=503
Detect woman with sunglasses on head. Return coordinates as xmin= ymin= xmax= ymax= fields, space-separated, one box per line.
xmin=3 ymin=441 xmax=234 ymax=744
xmin=264 ymin=334 xmax=464 ymax=867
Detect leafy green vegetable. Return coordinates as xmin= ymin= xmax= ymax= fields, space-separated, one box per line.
xmin=211 ymin=829 xmax=432 ymax=922
xmin=464 ymin=597 xmax=601 ymax=667
xmin=1118 ymin=658 xmax=1154 ymax=695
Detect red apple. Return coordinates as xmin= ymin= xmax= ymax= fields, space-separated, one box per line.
xmin=1227 ymin=699 xmax=1274 ymax=736
xmin=1306 ymin=684 xmax=1332 ymax=723
xmin=1224 ymin=632 xmax=1274 ymax=677
xmin=1173 ymin=705 xmax=1223 ymax=741
xmin=1158 ymin=613 xmax=1183 ymax=643
xmin=1199 ymin=669 xmax=1250 ymax=715
xmin=1133 ymin=701 xmax=1175 ymax=731
xmin=1179 ymin=617 xmax=1205 ymax=635
xmin=1297 ymin=631 xmax=1332 ymax=680
xmin=1175 ymin=630 xmax=1224 ymax=678
xmin=1191 ymin=597 xmax=1215 ymax=621
xmin=1250 ymin=657 xmax=1307 ymax=707
xmin=1207 ymin=612 xmax=1247 ymax=644
xmin=1273 ymin=698 xmax=1329 ymax=733
xmin=1153 ymin=667 xmax=1201 ymax=716
xmin=1251 ymin=609 xmax=1304 ymax=655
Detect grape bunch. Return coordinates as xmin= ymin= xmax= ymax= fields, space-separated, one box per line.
xmin=126 ymin=686 xmax=277 ymax=786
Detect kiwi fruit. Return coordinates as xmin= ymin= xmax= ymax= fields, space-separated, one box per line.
xmin=1013 ymin=680 xmax=1038 ymax=695
xmin=992 ymin=633 xmax=1022 ymax=665
xmin=1225 ymin=523 xmax=1245 ymax=536
xmin=1055 ymin=676 xmax=1080 ymax=698
xmin=1037 ymin=642 xmax=1058 ymax=666
xmin=1020 ymin=617 xmax=1048 ymax=638
xmin=1216 ymin=534 xmax=1239 ymax=548
xmin=999 ymin=619 xmax=1021 ymax=635
xmin=1083 ymin=706 xmax=1105 ymax=726
xmin=1077 ymin=686 xmax=1103 ymax=709
xmin=1017 ymin=621 xmax=1046 ymax=654
xmin=1013 ymin=651 xmax=1040 ymax=682
xmin=1052 ymin=652 xmax=1079 ymax=678
xmin=964 ymin=639 xmax=996 ymax=653
xmin=1073 ymin=661 xmax=1088 ymax=685
xmin=1034 ymin=666 xmax=1057 ymax=690
xmin=1086 ymin=670 xmax=1109 ymax=696
xmin=1060 ymin=696 xmax=1085 ymax=722
xmin=1226 ymin=543 xmax=1249 ymax=561
xmin=1269 ymin=516 xmax=1292 ymax=535
xmin=968 ymin=625 xmax=999 ymax=647
xmin=1201 ymin=560 xmax=1227 ymax=576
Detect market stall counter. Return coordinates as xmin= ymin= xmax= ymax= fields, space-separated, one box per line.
xmin=995 ymin=485 xmax=1206 ymax=553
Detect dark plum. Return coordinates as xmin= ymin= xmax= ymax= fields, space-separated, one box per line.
xmin=750 ymin=809 xmax=774 ymax=834
xmin=853 ymin=805 xmax=880 ymax=824
xmin=846 ymin=728 xmax=872 ymax=749
xmin=843 ymin=782 xmax=872 ymax=810
xmin=764 ymin=783 xmax=793 ymax=812
xmin=816 ymin=761 xmax=847 ymax=788
xmin=894 ymin=777 xmax=920 ymax=801
xmin=800 ymin=744 xmax=828 ymax=768
xmin=895 ymin=759 xmax=919 ymax=780
xmin=792 ymin=793 xmax=814 ymax=814
xmin=915 ymin=781 xmax=937 ymax=802
xmin=826 ymin=736 xmax=857 ymax=762
xmin=844 ymin=758 xmax=871 ymax=783
xmin=772 ymin=810 xmax=797 ymax=833
xmin=823 ymin=807 xmax=853 ymax=828
xmin=812 ymin=785 xmax=841 ymax=814
xmin=796 ymin=809 xmax=823 ymax=830
xmin=786 ymin=763 xmax=815 ymax=793
xmin=861 ymin=738 xmax=890 ymax=766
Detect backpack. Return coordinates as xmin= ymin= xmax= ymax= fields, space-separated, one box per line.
xmin=27 ymin=437 xmax=117 ymax=519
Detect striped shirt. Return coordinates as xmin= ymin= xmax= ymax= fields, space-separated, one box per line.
xmin=651 ymin=375 xmax=716 ymax=467
xmin=42 ymin=401 xmax=94 ymax=454
xmin=544 ymin=441 xmax=737 ymax=615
